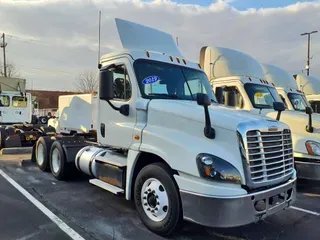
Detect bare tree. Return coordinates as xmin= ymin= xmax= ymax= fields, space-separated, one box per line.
xmin=75 ymin=70 xmax=98 ymax=93
xmin=0 ymin=61 xmax=20 ymax=78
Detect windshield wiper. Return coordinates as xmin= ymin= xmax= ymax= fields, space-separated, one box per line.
xmin=148 ymin=93 xmax=181 ymax=99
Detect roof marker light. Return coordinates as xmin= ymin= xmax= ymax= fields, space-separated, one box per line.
xmin=146 ymin=51 xmax=150 ymax=58
xmin=169 ymin=56 xmax=173 ymax=62
xmin=248 ymin=77 xmax=252 ymax=81
xmin=182 ymin=59 xmax=187 ymax=65
xmin=176 ymin=57 xmax=180 ymax=63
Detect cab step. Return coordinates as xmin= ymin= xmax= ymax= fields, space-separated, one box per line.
xmin=89 ymin=178 xmax=124 ymax=195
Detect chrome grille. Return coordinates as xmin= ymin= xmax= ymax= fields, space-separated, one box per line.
xmin=246 ymin=129 xmax=294 ymax=184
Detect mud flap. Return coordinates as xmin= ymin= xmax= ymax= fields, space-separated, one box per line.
xmin=59 ymin=136 xmax=88 ymax=163
xmin=31 ymin=144 xmax=37 ymax=163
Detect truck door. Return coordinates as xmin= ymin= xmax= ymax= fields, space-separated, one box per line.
xmin=0 ymin=94 xmax=10 ymax=123
xmin=98 ymin=58 xmax=137 ymax=149
xmin=11 ymin=95 xmax=31 ymax=123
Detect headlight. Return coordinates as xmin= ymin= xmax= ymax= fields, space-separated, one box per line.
xmin=306 ymin=141 xmax=320 ymax=156
xmin=196 ymin=153 xmax=242 ymax=184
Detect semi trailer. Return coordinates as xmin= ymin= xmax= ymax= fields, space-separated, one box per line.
xmin=200 ymin=46 xmax=320 ymax=180
xmin=295 ymin=74 xmax=320 ymax=113
xmin=0 ymin=76 xmax=53 ymax=148
xmin=34 ymin=19 xmax=296 ymax=236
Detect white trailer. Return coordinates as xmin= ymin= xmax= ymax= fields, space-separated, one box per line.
xmin=200 ymin=46 xmax=320 ymax=180
xmin=295 ymin=74 xmax=320 ymax=113
xmin=34 ymin=19 xmax=296 ymax=236
xmin=48 ymin=93 xmax=97 ymax=134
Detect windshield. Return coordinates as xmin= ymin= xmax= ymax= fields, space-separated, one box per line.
xmin=244 ymin=83 xmax=283 ymax=109
xmin=134 ymin=59 xmax=216 ymax=102
xmin=12 ymin=96 xmax=27 ymax=108
xmin=287 ymin=93 xmax=310 ymax=111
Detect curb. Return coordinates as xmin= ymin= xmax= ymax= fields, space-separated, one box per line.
xmin=0 ymin=147 xmax=33 ymax=155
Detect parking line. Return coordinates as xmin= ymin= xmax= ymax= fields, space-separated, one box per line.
xmin=290 ymin=206 xmax=320 ymax=216
xmin=0 ymin=169 xmax=85 ymax=240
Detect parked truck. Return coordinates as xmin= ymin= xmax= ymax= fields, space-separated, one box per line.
xmin=0 ymin=76 xmax=53 ymax=148
xmin=34 ymin=19 xmax=296 ymax=236
xmin=295 ymin=74 xmax=320 ymax=113
xmin=200 ymin=46 xmax=320 ymax=180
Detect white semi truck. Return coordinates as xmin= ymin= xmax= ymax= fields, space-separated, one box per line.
xmin=34 ymin=19 xmax=296 ymax=236
xmin=200 ymin=46 xmax=320 ymax=181
xmin=261 ymin=64 xmax=312 ymax=113
xmin=295 ymin=74 xmax=320 ymax=113
xmin=0 ymin=76 xmax=52 ymax=148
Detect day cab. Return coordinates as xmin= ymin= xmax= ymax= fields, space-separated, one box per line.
xmin=295 ymin=74 xmax=320 ymax=114
xmin=34 ymin=19 xmax=297 ymax=236
xmin=200 ymin=46 xmax=320 ymax=181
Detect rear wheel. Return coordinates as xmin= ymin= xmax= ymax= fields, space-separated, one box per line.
xmin=0 ymin=128 xmax=6 ymax=148
xmin=134 ymin=162 xmax=182 ymax=236
xmin=49 ymin=141 xmax=74 ymax=180
xmin=36 ymin=137 xmax=53 ymax=171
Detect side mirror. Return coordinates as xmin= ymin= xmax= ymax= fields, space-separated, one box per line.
xmin=225 ymin=91 xmax=236 ymax=107
xmin=99 ymin=70 xmax=114 ymax=101
xmin=306 ymin=106 xmax=313 ymax=115
xmin=197 ymin=93 xmax=211 ymax=107
xmin=273 ymin=102 xmax=285 ymax=121
xmin=197 ymin=93 xmax=215 ymax=139
xmin=305 ymin=106 xmax=314 ymax=133
xmin=215 ymin=87 xmax=223 ymax=104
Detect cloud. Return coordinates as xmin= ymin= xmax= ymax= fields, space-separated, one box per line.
xmin=0 ymin=0 xmax=319 ymax=90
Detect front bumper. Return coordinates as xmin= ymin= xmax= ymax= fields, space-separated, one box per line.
xmin=180 ymin=178 xmax=296 ymax=228
xmin=295 ymin=160 xmax=320 ymax=180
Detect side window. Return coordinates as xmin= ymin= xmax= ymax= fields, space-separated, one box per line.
xmin=279 ymin=94 xmax=288 ymax=108
xmin=0 ymin=95 xmax=10 ymax=107
xmin=12 ymin=96 xmax=27 ymax=108
xmin=109 ymin=64 xmax=132 ymax=100
xmin=217 ymin=86 xmax=244 ymax=108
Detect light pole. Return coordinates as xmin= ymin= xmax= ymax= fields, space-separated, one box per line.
xmin=301 ymin=31 xmax=318 ymax=76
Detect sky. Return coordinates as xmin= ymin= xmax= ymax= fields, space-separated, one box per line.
xmin=0 ymin=0 xmax=319 ymax=91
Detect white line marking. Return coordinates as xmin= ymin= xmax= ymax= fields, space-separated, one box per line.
xmin=290 ymin=206 xmax=320 ymax=216
xmin=0 ymin=169 xmax=85 ymax=240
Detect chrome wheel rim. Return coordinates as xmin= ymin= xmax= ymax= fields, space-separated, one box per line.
xmin=36 ymin=143 xmax=45 ymax=166
xmin=141 ymin=178 xmax=169 ymax=222
xmin=51 ymin=148 xmax=61 ymax=174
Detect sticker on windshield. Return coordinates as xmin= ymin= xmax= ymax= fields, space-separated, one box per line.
xmin=142 ymin=76 xmax=160 ymax=85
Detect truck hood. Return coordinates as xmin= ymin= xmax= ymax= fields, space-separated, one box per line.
xmin=148 ymin=100 xmax=274 ymax=131
xmin=265 ymin=110 xmax=320 ymax=134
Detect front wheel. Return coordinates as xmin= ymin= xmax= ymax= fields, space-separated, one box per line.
xmin=134 ymin=163 xmax=182 ymax=236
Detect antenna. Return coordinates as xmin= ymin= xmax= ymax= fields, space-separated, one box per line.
xmin=98 ymin=10 xmax=102 ymax=69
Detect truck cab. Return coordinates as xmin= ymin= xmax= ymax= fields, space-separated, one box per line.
xmin=0 ymin=77 xmax=33 ymax=124
xmin=295 ymin=74 xmax=320 ymax=114
xmin=261 ymin=64 xmax=312 ymax=113
xmin=34 ymin=19 xmax=296 ymax=236
xmin=200 ymin=46 xmax=320 ymax=181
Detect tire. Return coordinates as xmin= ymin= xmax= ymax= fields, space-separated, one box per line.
xmin=40 ymin=117 xmax=48 ymax=124
xmin=35 ymin=137 xmax=53 ymax=171
xmin=134 ymin=162 xmax=182 ymax=236
xmin=0 ymin=128 xmax=6 ymax=148
xmin=49 ymin=141 xmax=75 ymax=180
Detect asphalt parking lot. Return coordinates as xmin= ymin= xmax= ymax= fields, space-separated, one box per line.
xmin=0 ymin=154 xmax=319 ymax=240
